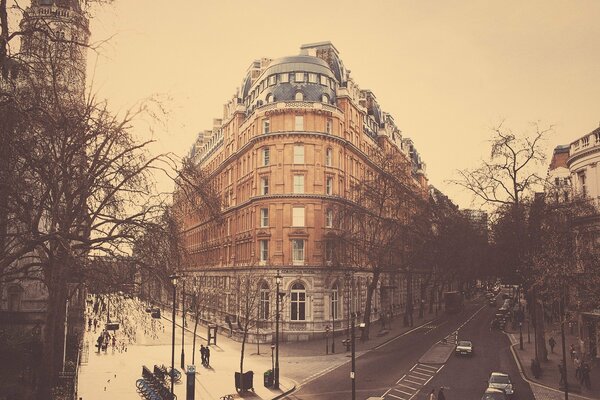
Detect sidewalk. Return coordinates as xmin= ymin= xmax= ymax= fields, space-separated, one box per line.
xmin=504 ymin=310 xmax=600 ymax=399
xmin=77 ymin=297 xmax=295 ymax=400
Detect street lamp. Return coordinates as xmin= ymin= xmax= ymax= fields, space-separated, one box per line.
xmin=169 ymin=274 xmax=179 ymax=394
xmin=274 ymin=270 xmax=282 ymax=390
xmin=519 ymin=322 xmax=524 ymax=350
xmin=270 ymin=343 xmax=275 ymax=373
xmin=325 ymin=325 xmax=330 ymax=355
xmin=181 ymin=279 xmax=185 ymax=369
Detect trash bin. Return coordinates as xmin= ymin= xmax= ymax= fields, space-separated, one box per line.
xmin=264 ymin=369 xmax=273 ymax=388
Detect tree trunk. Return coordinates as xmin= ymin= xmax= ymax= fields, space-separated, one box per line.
xmin=192 ymin=308 xmax=199 ymax=365
xmin=240 ymin=328 xmax=247 ymax=392
xmin=39 ymin=261 xmax=67 ymax=398
xmin=535 ymin=298 xmax=548 ymax=362
xmin=361 ymin=271 xmax=380 ymax=341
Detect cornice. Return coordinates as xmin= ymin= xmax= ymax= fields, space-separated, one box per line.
xmin=567 ymin=145 xmax=600 ymax=168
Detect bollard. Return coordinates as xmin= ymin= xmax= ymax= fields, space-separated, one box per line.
xmin=186 ymin=365 xmax=196 ymax=400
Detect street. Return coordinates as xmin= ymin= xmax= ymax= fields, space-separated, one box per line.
xmin=288 ymin=297 xmax=535 ymax=400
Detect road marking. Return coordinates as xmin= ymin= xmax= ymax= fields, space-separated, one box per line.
xmin=387 ymin=393 xmax=405 ymax=399
xmin=409 ymin=370 xmax=431 ymax=377
xmin=404 ymin=378 xmax=422 ymax=386
xmin=395 ymin=374 xmax=406 ymax=384
xmin=375 ymin=317 xmax=443 ymax=350
xmin=407 ymin=375 xmax=427 ymax=381
xmin=397 ymin=383 xmax=417 ymax=391
xmin=393 ymin=388 xmax=413 ymax=396
xmin=417 ymin=364 xmax=438 ymax=371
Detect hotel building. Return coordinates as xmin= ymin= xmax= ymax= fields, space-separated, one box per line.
xmin=177 ymin=42 xmax=429 ymax=341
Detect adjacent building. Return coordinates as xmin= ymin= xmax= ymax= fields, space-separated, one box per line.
xmin=176 ymin=42 xmax=430 ymax=341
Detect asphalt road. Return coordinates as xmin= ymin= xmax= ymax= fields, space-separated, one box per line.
xmin=287 ymin=297 xmax=535 ymax=400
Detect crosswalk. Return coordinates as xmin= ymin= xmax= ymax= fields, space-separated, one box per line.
xmin=382 ymin=363 xmax=443 ymax=400
xmin=444 ymin=330 xmax=458 ymax=345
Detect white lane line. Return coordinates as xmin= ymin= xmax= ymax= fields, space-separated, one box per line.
xmin=397 ymin=383 xmax=418 ymax=391
xmin=417 ymin=363 xmax=438 ymax=371
xmin=395 ymin=374 xmax=407 ymax=384
xmin=414 ymin=368 xmax=435 ymax=375
xmin=407 ymin=375 xmax=427 ymax=381
xmin=404 ymin=378 xmax=422 ymax=386
xmin=375 ymin=317 xmax=443 ymax=350
xmin=410 ymin=370 xmax=431 ymax=377
xmin=387 ymin=393 xmax=405 ymax=399
xmin=393 ymin=388 xmax=414 ymax=396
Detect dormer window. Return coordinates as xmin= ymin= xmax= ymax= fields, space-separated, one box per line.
xmin=321 ymin=94 xmax=329 ymax=104
xmin=295 ymin=72 xmax=305 ymax=82
xmin=266 ymin=93 xmax=274 ymax=103
xmin=295 ymin=92 xmax=304 ymax=101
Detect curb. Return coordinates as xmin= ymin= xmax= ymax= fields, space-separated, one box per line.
xmin=272 ymin=382 xmax=297 ymax=399
xmin=506 ymin=335 xmax=596 ymax=400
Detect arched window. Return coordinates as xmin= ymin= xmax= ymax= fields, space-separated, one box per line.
xmin=266 ymin=93 xmax=274 ymax=103
xmin=295 ymin=92 xmax=304 ymax=101
xmin=260 ymin=282 xmax=270 ymax=320
xmin=331 ymin=284 xmax=339 ymax=320
xmin=325 ymin=148 xmax=333 ymax=166
xmin=321 ymin=94 xmax=329 ymax=103
xmin=291 ymin=283 xmax=306 ymax=321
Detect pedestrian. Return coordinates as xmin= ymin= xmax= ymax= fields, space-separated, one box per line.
xmin=96 ymin=335 xmax=102 ymax=353
xmin=428 ymin=389 xmax=436 ymax=400
xmin=437 ymin=387 xmax=445 ymax=400
xmin=205 ymin=346 xmax=211 ymax=367
xmin=200 ymin=345 xmax=206 ymax=366
xmin=549 ymin=336 xmax=556 ymax=353
xmin=88 ymin=317 xmax=92 ymax=331
xmin=582 ymin=362 xmax=591 ymax=389
xmin=574 ymin=356 xmax=582 ymax=379
xmin=570 ymin=344 xmax=576 ymax=360
xmin=93 ymin=318 xmax=98 ymax=333
xmin=559 ymin=362 xmax=565 ymax=386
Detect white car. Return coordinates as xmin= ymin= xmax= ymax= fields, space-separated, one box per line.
xmin=488 ymin=372 xmax=514 ymax=395
xmin=455 ymin=340 xmax=474 ymax=356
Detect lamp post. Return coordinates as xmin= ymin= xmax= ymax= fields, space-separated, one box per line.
xmin=325 ymin=325 xmax=330 ymax=355
xmin=274 ymin=270 xmax=282 ymax=389
xmin=181 ymin=279 xmax=186 ymax=369
xmin=519 ymin=322 xmax=524 ymax=350
xmin=528 ymin=319 xmax=531 ymax=343
xmin=270 ymin=343 xmax=275 ymax=373
xmin=332 ymin=295 xmax=336 ymax=354
xmin=169 ymin=274 xmax=179 ymax=394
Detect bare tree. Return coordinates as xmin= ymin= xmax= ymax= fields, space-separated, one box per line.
xmin=235 ymin=270 xmax=262 ymax=392
xmin=331 ymin=148 xmax=429 ymax=340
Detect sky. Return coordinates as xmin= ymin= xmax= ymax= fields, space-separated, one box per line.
xmin=85 ymin=0 xmax=600 ymax=209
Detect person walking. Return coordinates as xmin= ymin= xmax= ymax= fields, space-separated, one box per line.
xmin=582 ymin=362 xmax=591 ymax=389
xmin=96 ymin=335 xmax=103 ymax=353
xmin=205 ymin=346 xmax=211 ymax=367
xmin=574 ymin=356 xmax=582 ymax=379
xmin=200 ymin=345 xmax=206 ymax=366
xmin=428 ymin=389 xmax=436 ymax=400
xmin=549 ymin=336 xmax=556 ymax=353
xmin=437 ymin=387 xmax=446 ymax=400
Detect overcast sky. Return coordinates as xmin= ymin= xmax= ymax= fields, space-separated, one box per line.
xmin=86 ymin=1 xmax=600 ymax=209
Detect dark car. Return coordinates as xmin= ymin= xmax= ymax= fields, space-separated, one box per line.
xmin=481 ymin=388 xmax=507 ymax=400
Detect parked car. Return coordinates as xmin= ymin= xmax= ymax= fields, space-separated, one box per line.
xmin=487 ymin=372 xmax=514 ymax=396
xmin=455 ymin=340 xmax=474 ymax=356
xmin=481 ymin=388 xmax=507 ymax=400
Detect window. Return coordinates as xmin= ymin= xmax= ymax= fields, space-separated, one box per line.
xmin=262 ymin=147 xmax=270 ymax=166
xmin=293 ymin=175 xmax=305 ymax=193
xmin=292 ymin=207 xmax=305 ymax=227
xmin=583 ymin=136 xmax=590 ymax=147
xmin=259 ymin=240 xmax=269 ymax=262
xmin=320 ymin=75 xmax=328 ymax=85
xmin=266 ymin=93 xmax=274 ymax=103
xmin=295 ymin=72 xmax=305 ymax=82
xmin=7 ymin=285 xmax=23 ymax=312
xmin=291 ymin=282 xmax=306 ymax=320
xmin=260 ymin=208 xmax=269 ymax=227
xmin=325 ymin=209 xmax=333 ymax=228
xmin=331 ymin=284 xmax=339 ymax=319
xmin=308 ymin=73 xmax=317 ymax=83
xmin=261 ymin=176 xmax=269 ymax=195
xmin=325 ymin=240 xmax=334 ymax=262
xmin=280 ymin=73 xmax=290 ymax=83
xmin=295 ymin=115 xmax=304 ymax=131
xmin=293 ymin=144 xmax=304 ymax=163
xmin=326 ymin=176 xmax=333 ymax=195
xmin=260 ymin=282 xmax=270 ymax=320
xmin=578 ymin=171 xmax=587 ymax=197
xmin=295 ymin=92 xmax=304 ymax=101
xmin=268 ymin=75 xmax=277 ymax=86
xmin=326 ymin=119 xmax=332 ymax=134
xmin=321 ymin=94 xmax=329 ymax=103
xmin=325 ymin=148 xmax=332 ymax=166
xmin=263 ymin=119 xmax=270 ymax=134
